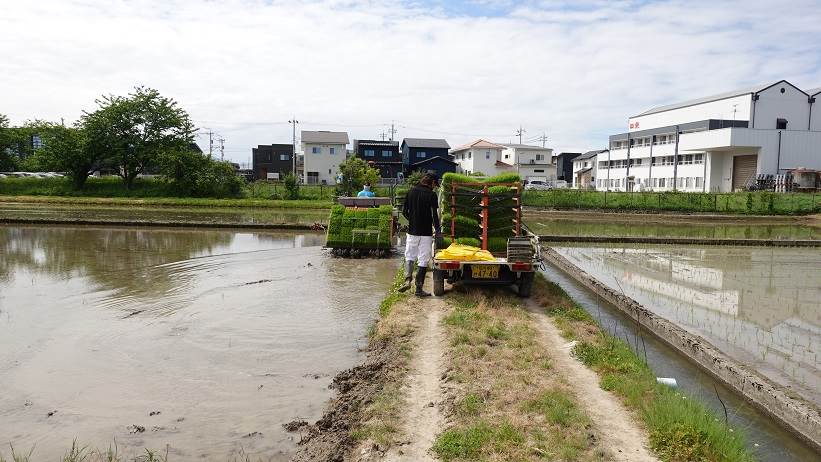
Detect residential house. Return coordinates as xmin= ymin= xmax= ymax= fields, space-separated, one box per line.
xmin=573 ymin=150 xmax=602 ymax=189
xmin=353 ymin=139 xmax=403 ymax=180
xmin=555 ymin=152 xmax=581 ymax=182
xmin=500 ymin=144 xmax=556 ymax=183
xmin=451 ymin=139 xmax=512 ymax=177
xmin=301 ymin=130 xmax=350 ymax=185
xmin=401 ymin=138 xmax=455 ymax=179
xmin=252 ymin=144 xmax=293 ymax=180
xmin=601 ymin=79 xmax=821 ymax=192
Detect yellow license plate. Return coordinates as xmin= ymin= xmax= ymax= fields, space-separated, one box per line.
xmin=471 ymin=265 xmax=500 ymax=279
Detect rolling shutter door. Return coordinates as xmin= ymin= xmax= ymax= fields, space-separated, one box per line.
xmin=732 ymin=155 xmax=757 ymax=191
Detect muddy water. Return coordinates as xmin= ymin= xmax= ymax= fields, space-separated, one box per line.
xmin=0 ymin=225 xmax=397 ymax=460
xmin=552 ymin=244 xmax=821 ymax=408
xmin=0 ymin=203 xmax=329 ymax=226
xmin=527 ymin=218 xmax=821 ymax=240
xmin=541 ymin=263 xmax=820 ymax=462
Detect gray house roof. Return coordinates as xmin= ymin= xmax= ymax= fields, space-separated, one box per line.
xmin=577 ymin=149 xmax=605 ymax=160
xmin=301 ymin=130 xmax=349 ymax=144
xmin=809 ymin=87 xmax=821 ymax=96
xmin=634 ymin=80 xmax=807 ymax=118
xmin=401 ymin=138 xmax=450 ymax=149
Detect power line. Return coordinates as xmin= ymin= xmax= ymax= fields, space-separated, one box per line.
xmin=515 ymin=125 xmax=526 ymax=144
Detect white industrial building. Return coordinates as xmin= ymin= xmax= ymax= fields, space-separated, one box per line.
xmin=598 ymin=80 xmax=821 ymax=192
xmin=301 ymin=130 xmax=350 ymax=185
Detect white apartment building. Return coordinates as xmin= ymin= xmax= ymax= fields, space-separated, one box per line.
xmin=301 ymin=130 xmax=350 ymax=185
xmin=451 ymin=139 xmax=513 ymax=177
xmin=598 ymin=80 xmax=821 ymax=192
xmin=500 ymin=144 xmax=557 ymax=182
xmin=572 ymin=150 xmax=601 ymax=189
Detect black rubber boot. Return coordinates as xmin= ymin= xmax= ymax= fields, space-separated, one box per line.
xmin=415 ymin=266 xmax=431 ymax=297
xmin=398 ymin=260 xmax=414 ymax=292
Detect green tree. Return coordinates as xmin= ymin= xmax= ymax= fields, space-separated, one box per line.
xmin=0 ymin=113 xmax=14 ymax=171
xmin=83 ymin=86 xmax=196 ymax=189
xmin=24 ymin=122 xmax=100 ymax=188
xmin=158 ymin=148 xmax=243 ymax=198
xmin=336 ymin=156 xmax=379 ymax=196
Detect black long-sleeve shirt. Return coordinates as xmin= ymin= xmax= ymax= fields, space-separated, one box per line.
xmin=402 ymin=184 xmax=440 ymax=236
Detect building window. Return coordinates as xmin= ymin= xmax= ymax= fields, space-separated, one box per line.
xmin=776 ymin=118 xmax=788 ymax=130
xmin=694 ymin=154 xmax=704 ymax=164
xmin=418 ymin=151 xmax=426 ymax=158
xmin=534 ymin=169 xmax=544 ymax=173
xmin=685 ymin=177 xmax=693 ymax=188
xmin=658 ymin=178 xmax=666 ymax=187
xmin=382 ymin=150 xmax=391 ymax=157
xmin=280 ymin=154 xmax=289 ymax=161
xmin=536 ymin=154 xmax=544 ymax=161
xmin=468 ymin=152 xmax=472 ymax=159
xmin=485 ymin=151 xmax=491 ymax=159
xmin=312 ymin=146 xmax=321 ymax=154
xmin=328 ymin=169 xmax=332 ymax=174
xmin=504 ymin=154 xmax=510 ymax=159
xmin=696 ymin=177 xmax=704 ymax=188
xmin=330 ymin=147 xmax=336 ymax=155
xmin=365 ymin=149 xmax=375 ymax=157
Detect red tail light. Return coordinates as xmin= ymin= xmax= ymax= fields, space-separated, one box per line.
xmin=439 ymin=262 xmax=460 ymax=270
xmin=511 ymin=263 xmax=532 ymax=272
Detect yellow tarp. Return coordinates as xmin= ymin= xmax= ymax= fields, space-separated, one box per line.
xmin=435 ymin=243 xmax=496 ymax=262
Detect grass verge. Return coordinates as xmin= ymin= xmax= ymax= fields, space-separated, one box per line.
xmin=532 ymin=275 xmax=755 ymax=462
xmin=434 ymin=286 xmax=605 ymax=461
xmin=0 ymin=195 xmax=332 ymax=209
xmin=347 ymin=267 xmax=415 ymax=450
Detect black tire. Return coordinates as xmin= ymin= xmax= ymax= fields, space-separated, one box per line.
xmin=518 ymin=272 xmax=534 ymax=298
xmin=433 ymin=270 xmax=446 ymax=296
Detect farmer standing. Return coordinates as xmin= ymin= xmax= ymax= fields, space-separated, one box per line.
xmin=399 ymin=173 xmax=441 ymax=296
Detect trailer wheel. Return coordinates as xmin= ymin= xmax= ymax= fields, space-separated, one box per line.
xmin=433 ymin=270 xmax=445 ymax=296
xmin=518 ymin=272 xmax=534 ymax=298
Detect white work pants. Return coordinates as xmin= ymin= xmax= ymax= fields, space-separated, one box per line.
xmin=404 ymin=234 xmax=433 ymax=267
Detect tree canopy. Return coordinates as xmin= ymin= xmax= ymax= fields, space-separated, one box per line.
xmin=336 ymin=156 xmax=379 ymax=196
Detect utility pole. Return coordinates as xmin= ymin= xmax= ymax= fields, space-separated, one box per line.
xmin=379 ymin=131 xmax=388 ymax=141
xmin=217 ymin=137 xmax=225 ymax=161
xmin=535 ymin=132 xmax=548 ymax=148
xmin=208 ymin=130 xmax=213 ymax=158
xmin=289 ymin=117 xmax=299 ymax=178
xmin=515 ymin=125 xmax=526 ymax=144
xmin=388 ymin=120 xmax=398 ymax=141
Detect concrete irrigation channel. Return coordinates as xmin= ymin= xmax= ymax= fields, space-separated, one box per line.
xmin=540 ymin=243 xmax=821 ymax=456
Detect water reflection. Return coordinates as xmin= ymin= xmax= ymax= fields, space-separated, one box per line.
xmin=0 ymin=225 xmax=395 ymax=461
xmin=553 ymin=245 xmax=821 ymax=406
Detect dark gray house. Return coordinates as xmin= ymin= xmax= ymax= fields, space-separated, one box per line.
xmin=353 ymin=139 xmax=402 ymax=179
xmin=554 ymin=152 xmax=581 ymax=182
xmin=401 ymin=138 xmax=455 ymax=178
xmin=252 ymin=144 xmax=294 ymax=180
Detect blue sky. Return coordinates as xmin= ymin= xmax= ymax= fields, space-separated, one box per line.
xmin=2 ymin=0 xmax=821 ymax=164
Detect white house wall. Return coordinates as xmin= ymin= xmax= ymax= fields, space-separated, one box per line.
xmin=810 ymin=96 xmax=821 ymax=131
xmin=752 ymin=84 xmax=810 ymax=131
xmin=302 ymin=142 xmax=346 ymax=184
xmin=628 ymin=94 xmax=752 ymax=132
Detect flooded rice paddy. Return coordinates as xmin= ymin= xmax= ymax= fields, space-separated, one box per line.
xmin=552 ymin=244 xmax=821 ymax=408
xmin=528 ymin=217 xmax=821 ymax=240
xmin=0 ymin=203 xmax=329 ymax=226
xmin=0 ymin=225 xmax=397 ymax=460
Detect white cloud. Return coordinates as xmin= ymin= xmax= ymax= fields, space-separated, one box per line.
xmin=1 ymin=0 xmax=820 ymax=163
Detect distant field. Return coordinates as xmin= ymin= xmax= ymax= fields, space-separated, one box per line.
xmin=522 ymin=189 xmax=821 ymax=215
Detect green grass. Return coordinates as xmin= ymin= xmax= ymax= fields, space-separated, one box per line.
xmin=533 ymin=275 xmax=755 ymax=462
xmin=436 ymin=287 xmax=603 ymax=461
xmin=523 ymin=189 xmax=821 ymax=215
xmin=0 ymin=177 xmax=342 ymax=208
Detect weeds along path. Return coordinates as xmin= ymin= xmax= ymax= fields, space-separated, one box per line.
xmin=383 ymin=297 xmax=447 ymax=462
xmin=524 ymin=299 xmax=658 ymax=462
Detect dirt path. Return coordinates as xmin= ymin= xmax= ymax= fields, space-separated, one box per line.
xmin=383 ymin=296 xmax=447 ymax=462
xmin=525 ymin=300 xmax=660 ymax=462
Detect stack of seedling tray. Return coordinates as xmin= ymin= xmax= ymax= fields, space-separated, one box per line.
xmin=326 ymin=204 xmax=394 ymax=258
xmin=440 ymin=172 xmax=522 ymax=254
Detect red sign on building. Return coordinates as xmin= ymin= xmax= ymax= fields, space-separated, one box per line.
xmin=629 ymin=121 xmax=640 ymax=129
